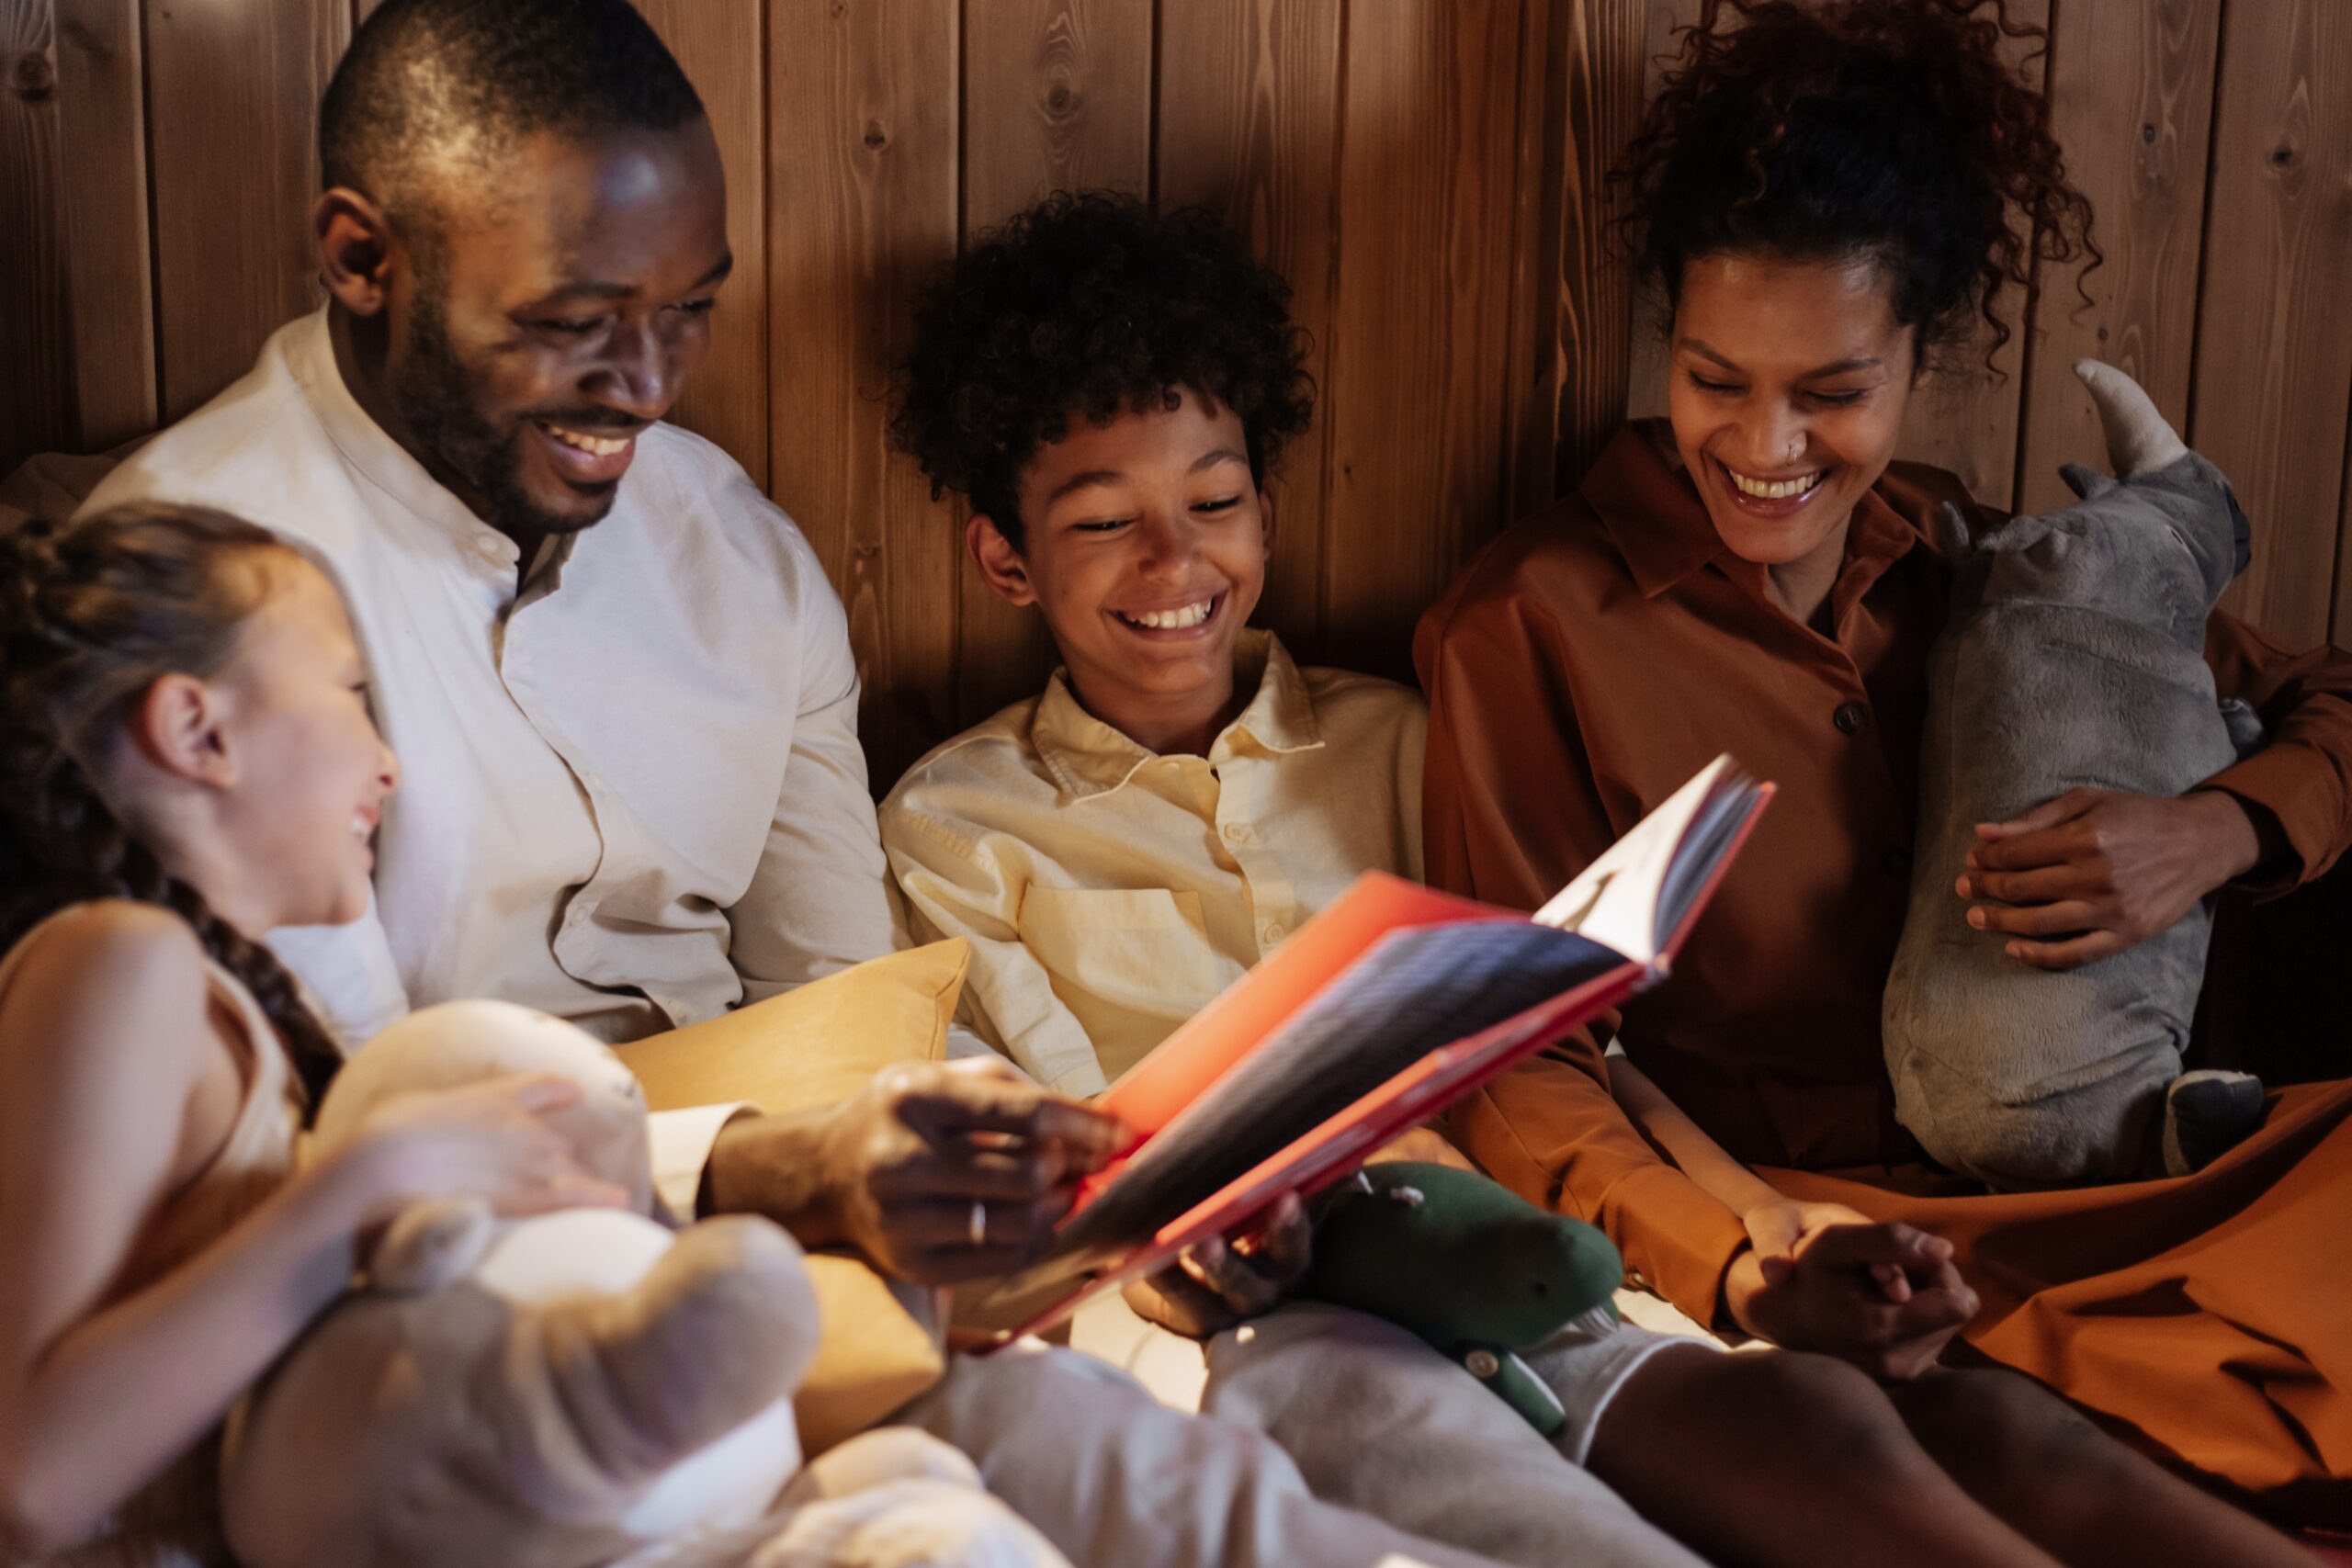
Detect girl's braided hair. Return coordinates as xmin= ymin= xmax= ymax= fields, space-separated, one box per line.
xmin=1615 ymin=0 xmax=2099 ymax=372
xmin=0 ymin=503 xmax=343 ymax=1106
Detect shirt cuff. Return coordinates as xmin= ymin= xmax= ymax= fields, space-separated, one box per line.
xmin=1602 ymin=1162 xmax=1753 ymax=1327
xmin=649 ymin=1101 xmax=753 ymax=1223
xmin=2202 ymin=745 xmax=2340 ymax=893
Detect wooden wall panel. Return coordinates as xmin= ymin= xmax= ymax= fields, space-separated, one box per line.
xmin=1322 ymin=0 xmax=1528 ymax=678
xmin=2191 ymin=0 xmax=2352 ymax=649
xmin=53 ymin=0 xmax=153 ymax=455
xmin=2014 ymin=0 xmax=2219 ymax=515
xmin=1155 ymin=0 xmax=1343 ymax=660
xmin=2 ymin=0 xmax=71 ymax=478
xmin=640 ymin=0 xmax=768 ymax=487
xmin=1623 ymin=0 xmax=1699 ymax=424
xmin=1550 ymin=0 xmax=1666 ymax=492
xmin=956 ymin=0 xmax=1154 ymax=728
xmin=144 ymin=0 xmax=347 ymax=422
xmin=768 ymin=0 xmax=961 ymax=785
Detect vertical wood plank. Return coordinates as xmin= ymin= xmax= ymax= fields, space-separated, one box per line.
xmin=2191 ymin=0 xmax=2352 ymax=647
xmin=54 ymin=0 xmax=155 ymax=452
xmin=1155 ymin=0 xmax=1342 ymax=660
xmin=145 ymin=0 xmax=347 ymax=423
xmin=639 ymin=0 xmax=768 ymax=487
xmin=769 ymin=0 xmax=962 ymax=786
xmin=1555 ymin=0 xmax=1668 ymax=490
xmin=2014 ymin=0 xmax=2219 ymax=515
xmin=1502 ymin=0 xmax=1570 ymax=523
xmin=1 ymin=0 xmax=72 ymax=477
xmin=1894 ymin=0 xmax=2050 ymax=508
xmin=956 ymin=0 xmax=1154 ymax=726
xmin=1320 ymin=0 xmax=1527 ymax=679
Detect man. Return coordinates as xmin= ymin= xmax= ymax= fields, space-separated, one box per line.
xmin=78 ymin=4 xmax=1523 ymax=1565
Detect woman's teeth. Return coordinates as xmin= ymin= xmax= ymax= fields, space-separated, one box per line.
xmin=1121 ymin=598 xmax=1216 ymax=630
xmin=1727 ymin=468 xmax=1825 ymax=501
xmin=544 ymin=423 xmax=631 ymax=457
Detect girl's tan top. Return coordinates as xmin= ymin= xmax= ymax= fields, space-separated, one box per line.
xmin=0 ymin=910 xmax=305 ymax=1568
xmin=1420 ymin=421 xmax=2352 ymax=1517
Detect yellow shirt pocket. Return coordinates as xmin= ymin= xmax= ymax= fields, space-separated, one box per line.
xmin=1014 ymin=886 xmax=1235 ymax=1071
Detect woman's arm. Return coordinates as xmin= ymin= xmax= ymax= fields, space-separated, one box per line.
xmin=0 ymin=905 xmax=607 ymax=1556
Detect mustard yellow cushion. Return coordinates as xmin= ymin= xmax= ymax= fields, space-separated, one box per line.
xmin=616 ymin=940 xmax=967 ymax=1114
xmin=614 ymin=940 xmax=971 ymax=1451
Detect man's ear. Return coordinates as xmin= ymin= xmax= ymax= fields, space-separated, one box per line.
xmin=316 ymin=187 xmax=399 ymax=318
xmin=128 ymin=674 xmax=238 ymax=791
xmin=967 ymin=514 xmax=1037 ymax=608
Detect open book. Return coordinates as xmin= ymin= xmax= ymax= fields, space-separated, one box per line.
xmin=970 ymin=755 xmax=1774 ymax=1342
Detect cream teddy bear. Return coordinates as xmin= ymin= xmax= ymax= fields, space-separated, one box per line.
xmin=220 ymin=999 xmax=1069 ymax=1568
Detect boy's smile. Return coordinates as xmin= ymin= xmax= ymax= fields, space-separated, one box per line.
xmin=968 ymin=389 xmax=1272 ymax=758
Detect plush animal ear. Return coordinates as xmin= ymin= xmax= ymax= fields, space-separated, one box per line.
xmin=2059 ymin=463 xmax=2120 ymax=502
xmin=1936 ymin=502 xmax=1979 ymax=562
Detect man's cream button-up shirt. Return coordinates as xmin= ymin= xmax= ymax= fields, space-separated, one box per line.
xmin=82 ymin=310 xmax=903 ymax=1211
xmin=880 ymin=631 xmax=1426 ymax=1096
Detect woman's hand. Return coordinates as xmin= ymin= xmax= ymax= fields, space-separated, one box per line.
xmin=334 ymin=1073 xmax=632 ymax=1224
xmin=1955 ymin=787 xmax=2264 ymax=970
xmin=1122 ymin=1192 xmax=1313 ymax=1340
xmin=1723 ymin=1221 xmax=1977 ymax=1381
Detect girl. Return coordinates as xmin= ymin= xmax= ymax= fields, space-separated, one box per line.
xmin=0 ymin=503 xmax=621 ymax=1564
xmin=1419 ymin=0 xmax=2352 ymax=1534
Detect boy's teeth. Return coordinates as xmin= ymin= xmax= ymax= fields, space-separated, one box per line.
xmin=546 ymin=424 xmax=631 ymax=457
xmin=1728 ymin=468 xmax=1824 ymax=501
xmin=1125 ymin=599 xmax=1215 ymax=630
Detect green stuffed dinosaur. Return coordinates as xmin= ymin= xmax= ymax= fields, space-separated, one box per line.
xmin=1300 ymin=1162 xmax=1624 ymax=1435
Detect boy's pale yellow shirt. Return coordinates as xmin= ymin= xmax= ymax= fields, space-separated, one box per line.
xmin=879 ymin=631 xmax=1426 ymax=1096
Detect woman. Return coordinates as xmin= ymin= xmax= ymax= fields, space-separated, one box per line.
xmin=1420 ymin=0 xmax=2352 ymax=1525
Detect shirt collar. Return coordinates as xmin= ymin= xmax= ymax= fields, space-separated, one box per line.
xmin=1583 ymin=418 xmax=1928 ymax=597
xmin=285 ymin=307 xmax=525 ymax=574
xmin=1030 ymin=629 xmax=1322 ymax=801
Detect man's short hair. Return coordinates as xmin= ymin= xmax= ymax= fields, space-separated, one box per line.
xmin=320 ymin=0 xmax=705 ymax=221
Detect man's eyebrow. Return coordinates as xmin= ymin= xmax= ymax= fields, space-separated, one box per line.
xmin=1678 ymin=339 xmax=1883 ymax=378
xmin=531 ymin=253 xmax=736 ymax=306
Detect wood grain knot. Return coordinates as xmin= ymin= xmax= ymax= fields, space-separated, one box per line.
xmin=863 ymin=119 xmax=890 ymax=151
xmin=2141 ymin=123 xmax=2156 ymax=145
xmin=2271 ymin=146 xmax=2297 ymax=168
xmin=11 ymin=51 xmax=55 ymax=101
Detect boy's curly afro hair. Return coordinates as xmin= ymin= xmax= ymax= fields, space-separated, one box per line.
xmin=891 ymin=191 xmax=1314 ymax=549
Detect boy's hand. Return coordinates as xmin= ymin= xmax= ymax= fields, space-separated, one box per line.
xmin=1123 ymin=1192 xmax=1313 ymax=1340
xmin=1724 ymin=1222 xmax=1977 ymax=1381
xmin=1741 ymin=1199 xmax=1906 ymax=1300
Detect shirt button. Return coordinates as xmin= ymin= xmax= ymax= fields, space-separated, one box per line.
xmin=1224 ymin=822 xmax=1251 ymax=844
xmin=1261 ymin=922 xmax=1283 ymax=945
xmin=1881 ymin=845 xmax=1913 ymax=880
xmin=1833 ymin=701 xmax=1871 ymax=735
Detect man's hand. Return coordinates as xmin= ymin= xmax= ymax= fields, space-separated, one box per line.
xmin=1122 ymin=1192 xmax=1313 ymax=1340
xmin=1723 ymin=1222 xmax=1977 ymax=1381
xmin=1955 ymin=787 xmax=2263 ymax=970
xmin=712 ymin=1057 xmax=1125 ymax=1285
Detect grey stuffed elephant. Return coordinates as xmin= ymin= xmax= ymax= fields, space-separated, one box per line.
xmin=1883 ymin=362 xmax=2264 ymax=1190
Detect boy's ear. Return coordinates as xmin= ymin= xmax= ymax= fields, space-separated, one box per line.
xmin=129 ymin=674 xmax=238 ymax=790
xmin=967 ymin=514 xmax=1037 ymax=607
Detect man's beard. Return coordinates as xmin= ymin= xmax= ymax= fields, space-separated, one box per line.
xmin=388 ymin=282 xmax=619 ymax=539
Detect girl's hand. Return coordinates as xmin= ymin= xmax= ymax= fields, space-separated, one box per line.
xmin=333 ymin=1074 xmax=631 ymax=1226
xmin=1956 ymin=788 xmax=2263 ymax=969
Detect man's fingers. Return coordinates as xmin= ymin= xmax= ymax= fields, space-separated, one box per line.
xmin=2005 ymin=930 xmax=2130 ymax=970
xmin=881 ymin=1195 xmax=1067 ymax=1254
xmin=897 ymin=1074 xmax=1126 ymax=1154
xmin=883 ymin=1145 xmax=1086 ymax=1202
xmin=1975 ymin=789 xmax=2098 ymax=840
xmin=900 ymin=1242 xmax=1043 ymax=1286
xmin=1969 ymin=897 xmax=2106 ymax=938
